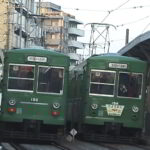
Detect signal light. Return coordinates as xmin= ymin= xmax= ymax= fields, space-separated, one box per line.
xmin=91 ymin=104 xmax=98 ymax=110
xmin=53 ymin=102 xmax=60 ymax=109
xmin=132 ymin=105 xmax=139 ymax=113
xmin=9 ymin=99 xmax=16 ymax=106
xmin=52 ymin=111 xmax=60 ymax=116
xmin=8 ymin=108 xmax=16 ymax=113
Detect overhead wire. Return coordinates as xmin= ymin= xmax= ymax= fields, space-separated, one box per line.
xmin=62 ymin=2 xmax=150 ymax=32
xmin=113 ymin=0 xmax=131 ymax=11
xmin=62 ymin=1 xmax=150 ymax=52
xmin=142 ymin=22 xmax=150 ymax=33
xmin=62 ymin=2 xmax=150 ymax=30
xmin=62 ymin=1 xmax=150 ymax=13
xmin=98 ymin=0 xmax=131 ymax=52
xmin=62 ymin=4 xmax=150 ymax=13
xmin=116 ymin=15 xmax=150 ymax=28
xmin=121 ymin=4 xmax=150 ymax=10
xmin=101 ymin=0 xmax=131 ymax=23
xmin=62 ymin=7 xmax=107 ymax=12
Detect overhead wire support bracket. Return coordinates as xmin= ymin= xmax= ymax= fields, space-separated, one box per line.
xmin=85 ymin=23 xmax=116 ymax=56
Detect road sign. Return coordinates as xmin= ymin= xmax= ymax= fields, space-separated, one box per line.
xmin=70 ymin=128 xmax=77 ymax=136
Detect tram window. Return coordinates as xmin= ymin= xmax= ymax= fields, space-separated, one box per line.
xmin=8 ymin=64 xmax=34 ymax=91
xmin=90 ymin=70 xmax=116 ymax=96
xmin=37 ymin=66 xmax=64 ymax=94
xmin=118 ymin=72 xmax=143 ymax=98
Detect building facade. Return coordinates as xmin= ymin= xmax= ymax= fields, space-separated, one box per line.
xmin=37 ymin=2 xmax=84 ymax=66
xmin=0 ymin=1 xmax=85 ymax=67
xmin=0 ymin=0 xmax=41 ymax=51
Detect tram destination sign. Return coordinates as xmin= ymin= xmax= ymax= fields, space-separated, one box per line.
xmin=109 ymin=63 xmax=127 ymax=69
xmin=27 ymin=56 xmax=47 ymax=63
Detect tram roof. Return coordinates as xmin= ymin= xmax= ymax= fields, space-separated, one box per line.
xmin=89 ymin=53 xmax=145 ymax=63
xmin=118 ymin=31 xmax=150 ymax=62
xmin=6 ymin=48 xmax=69 ymax=58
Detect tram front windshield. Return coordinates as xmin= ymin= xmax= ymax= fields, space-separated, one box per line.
xmin=90 ymin=70 xmax=116 ymax=96
xmin=8 ymin=64 xmax=34 ymax=91
xmin=37 ymin=66 xmax=64 ymax=94
xmin=118 ymin=72 xmax=143 ymax=98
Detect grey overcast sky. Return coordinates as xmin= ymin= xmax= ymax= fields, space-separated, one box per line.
xmin=38 ymin=0 xmax=150 ymax=55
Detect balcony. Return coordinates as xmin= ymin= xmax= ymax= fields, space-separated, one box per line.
xmin=45 ymin=39 xmax=61 ymax=45
xmin=14 ymin=24 xmax=28 ymax=38
xmin=14 ymin=0 xmax=34 ymax=15
xmin=69 ymin=18 xmax=83 ymax=24
xmin=68 ymin=28 xmax=84 ymax=37
xmin=68 ymin=40 xmax=84 ymax=49
xmin=45 ymin=27 xmax=61 ymax=33
xmin=38 ymin=2 xmax=61 ymax=11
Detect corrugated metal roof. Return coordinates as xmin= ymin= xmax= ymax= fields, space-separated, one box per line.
xmin=118 ymin=31 xmax=150 ymax=61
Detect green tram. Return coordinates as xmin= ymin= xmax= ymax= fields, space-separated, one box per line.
xmin=0 ymin=48 xmax=69 ymax=141
xmin=70 ymin=54 xmax=147 ymax=142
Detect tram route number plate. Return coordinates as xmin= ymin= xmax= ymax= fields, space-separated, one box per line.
xmin=109 ymin=63 xmax=128 ymax=69
xmin=106 ymin=102 xmax=124 ymax=116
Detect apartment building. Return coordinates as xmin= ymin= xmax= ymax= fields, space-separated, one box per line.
xmin=0 ymin=0 xmax=41 ymax=51
xmin=0 ymin=1 xmax=84 ymax=66
xmin=37 ymin=2 xmax=84 ymax=66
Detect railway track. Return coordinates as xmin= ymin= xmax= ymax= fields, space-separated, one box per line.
xmin=1 ymin=143 xmax=27 ymax=150
xmin=1 ymin=140 xmax=150 ymax=150
xmin=130 ymin=143 xmax=150 ymax=150
xmin=51 ymin=142 xmax=72 ymax=150
xmin=94 ymin=142 xmax=150 ymax=150
xmin=98 ymin=143 xmax=120 ymax=150
xmin=1 ymin=142 xmax=73 ymax=150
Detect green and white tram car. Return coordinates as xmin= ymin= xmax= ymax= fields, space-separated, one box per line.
xmin=70 ymin=54 xmax=147 ymax=142
xmin=0 ymin=48 xmax=69 ymax=141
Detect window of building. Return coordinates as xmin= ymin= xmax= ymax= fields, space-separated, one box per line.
xmin=69 ymin=23 xmax=77 ymax=28
xmin=69 ymin=35 xmax=77 ymax=41
xmin=68 ymin=48 xmax=76 ymax=53
xmin=64 ymin=22 xmax=68 ymax=28
xmin=52 ymin=19 xmax=58 ymax=26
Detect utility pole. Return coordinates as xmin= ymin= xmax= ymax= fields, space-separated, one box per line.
xmin=39 ymin=0 xmax=41 ymax=44
xmin=125 ymin=28 xmax=129 ymax=45
xmin=38 ymin=0 xmax=44 ymax=47
xmin=19 ymin=0 xmax=23 ymax=48
xmin=39 ymin=0 xmax=41 ymax=15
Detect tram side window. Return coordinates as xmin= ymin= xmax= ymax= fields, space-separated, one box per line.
xmin=90 ymin=70 xmax=116 ymax=96
xmin=8 ymin=65 xmax=34 ymax=91
xmin=37 ymin=66 xmax=64 ymax=94
xmin=118 ymin=72 xmax=142 ymax=98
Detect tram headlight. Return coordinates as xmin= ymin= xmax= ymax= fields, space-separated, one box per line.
xmin=132 ymin=105 xmax=139 ymax=113
xmin=8 ymin=99 xmax=16 ymax=106
xmin=53 ymin=102 xmax=60 ymax=109
xmin=91 ymin=104 xmax=98 ymax=110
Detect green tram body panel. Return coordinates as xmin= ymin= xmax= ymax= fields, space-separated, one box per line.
xmin=72 ymin=54 xmax=147 ymax=129
xmin=1 ymin=48 xmax=70 ymax=125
